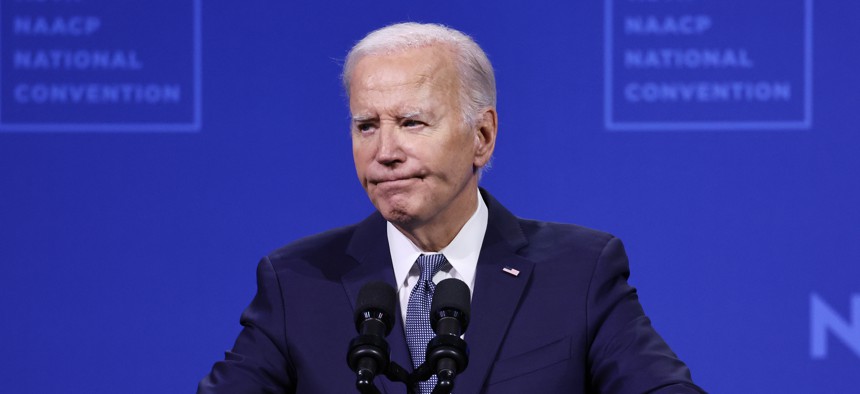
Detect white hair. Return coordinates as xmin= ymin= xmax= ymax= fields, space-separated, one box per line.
xmin=342 ymin=22 xmax=496 ymax=127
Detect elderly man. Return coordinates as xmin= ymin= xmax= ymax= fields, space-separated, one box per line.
xmin=199 ymin=22 xmax=704 ymax=393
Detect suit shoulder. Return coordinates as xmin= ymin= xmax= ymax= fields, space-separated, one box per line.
xmin=519 ymin=218 xmax=615 ymax=243
xmin=265 ymin=223 xmax=358 ymax=266
xmin=517 ymin=218 xmax=618 ymax=258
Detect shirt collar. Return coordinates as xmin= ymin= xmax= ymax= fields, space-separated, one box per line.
xmin=388 ymin=189 xmax=488 ymax=289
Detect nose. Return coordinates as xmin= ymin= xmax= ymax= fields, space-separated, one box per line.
xmin=375 ymin=123 xmax=405 ymax=166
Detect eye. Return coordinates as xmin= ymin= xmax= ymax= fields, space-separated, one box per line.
xmin=402 ymin=119 xmax=424 ymax=128
xmin=355 ymin=123 xmax=376 ymax=134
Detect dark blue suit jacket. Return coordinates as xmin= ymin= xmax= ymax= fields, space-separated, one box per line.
xmin=199 ymin=190 xmax=703 ymax=393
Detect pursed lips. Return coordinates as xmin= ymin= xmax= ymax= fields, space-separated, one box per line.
xmin=370 ymin=175 xmax=421 ymax=187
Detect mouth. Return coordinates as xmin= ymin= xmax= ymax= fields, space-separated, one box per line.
xmin=371 ymin=176 xmax=421 ymax=187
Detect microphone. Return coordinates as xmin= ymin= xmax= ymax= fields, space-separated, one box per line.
xmin=426 ymin=278 xmax=471 ymax=393
xmin=430 ymin=278 xmax=471 ymax=336
xmin=347 ymin=281 xmax=397 ymax=393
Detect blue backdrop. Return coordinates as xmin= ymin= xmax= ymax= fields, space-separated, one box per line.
xmin=1 ymin=1 xmax=858 ymax=392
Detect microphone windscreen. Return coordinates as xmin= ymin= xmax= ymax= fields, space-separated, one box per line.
xmin=354 ymin=281 xmax=397 ymax=334
xmin=431 ymin=278 xmax=471 ymax=331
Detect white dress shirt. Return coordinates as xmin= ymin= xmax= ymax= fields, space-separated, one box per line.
xmin=387 ymin=189 xmax=489 ymax=324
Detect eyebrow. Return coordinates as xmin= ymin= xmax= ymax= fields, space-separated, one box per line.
xmin=352 ymin=111 xmax=425 ymax=123
xmin=351 ymin=114 xmax=375 ymax=123
xmin=398 ymin=111 xmax=422 ymax=119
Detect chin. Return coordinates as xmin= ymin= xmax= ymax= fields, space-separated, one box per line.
xmin=381 ymin=211 xmax=414 ymax=226
xmin=376 ymin=199 xmax=420 ymax=226
xmin=378 ymin=204 xmax=413 ymax=223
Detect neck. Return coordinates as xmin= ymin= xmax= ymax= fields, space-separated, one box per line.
xmin=394 ymin=185 xmax=479 ymax=252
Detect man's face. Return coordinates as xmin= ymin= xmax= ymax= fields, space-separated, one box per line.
xmin=349 ymin=45 xmax=493 ymax=232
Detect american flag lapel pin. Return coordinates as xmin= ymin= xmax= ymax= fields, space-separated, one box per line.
xmin=502 ymin=266 xmax=520 ymax=277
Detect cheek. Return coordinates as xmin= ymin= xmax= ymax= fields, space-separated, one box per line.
xmin=352 ymin=147 xmax=368 ymax=182
xmin=445 ymin=134 xmax=477 ymax=165
xmin=352 ymin=140 xmax=370 ymax=163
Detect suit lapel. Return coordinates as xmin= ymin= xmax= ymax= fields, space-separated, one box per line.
xmin=343 ymin=212 xmax=411 ymax=394
xmin=456 ymin=191 xmax=535 ymax=394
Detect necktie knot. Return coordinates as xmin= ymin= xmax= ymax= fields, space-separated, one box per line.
xmin=416 ymin=254 xmax=446 ymax=287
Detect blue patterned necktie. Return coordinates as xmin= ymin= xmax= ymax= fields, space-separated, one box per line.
xmin=406 ymin=254 xmax=446 ymax=394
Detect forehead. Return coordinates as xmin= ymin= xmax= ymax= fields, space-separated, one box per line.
xmin=349 ymin=45 xmax=460 ymax=112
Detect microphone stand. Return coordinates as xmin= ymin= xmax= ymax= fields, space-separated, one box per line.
xmin=382 ymin=334 xmax=467 ymax=394
xmin=349 ymin=279 xmax=470 ymax=393
xmin=383 ymin=361 xmax=413 ymax=392
xmin=425 ymin=334 xmax=469 ymax=394
xmin=362 ymin=356 xmax=459 ymax=394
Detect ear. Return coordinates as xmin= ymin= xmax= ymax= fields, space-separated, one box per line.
xmin=473 ymin=107 xmax=498 ymax=169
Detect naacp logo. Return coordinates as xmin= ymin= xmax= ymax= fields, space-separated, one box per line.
xmin=0 ymin=0 xmax=202 ymax=132
xmin=604 ymin=0 xmax=813 ymax=130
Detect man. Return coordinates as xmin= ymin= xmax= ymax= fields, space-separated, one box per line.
xmin=199 ymin=22 xmax=704 ymax=393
